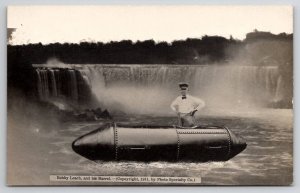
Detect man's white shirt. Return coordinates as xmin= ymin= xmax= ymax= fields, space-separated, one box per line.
xmin=170 ymin=94 xmax=205 ymax=114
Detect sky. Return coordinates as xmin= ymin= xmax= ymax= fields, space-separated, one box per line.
xmin=7 ymin=5 xmax=293 ymax=45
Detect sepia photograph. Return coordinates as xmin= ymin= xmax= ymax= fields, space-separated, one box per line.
xmin=7 ymin=5 xmax=293 ymax=185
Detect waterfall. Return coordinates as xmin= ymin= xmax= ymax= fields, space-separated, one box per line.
xmin=68 ymin=69 xmax=79 ymax=102
xmin=36 ymin=69 xmax=43 ymax=100
xmin=36 ymin=69 xmax=51 ymax=100
xmin=34 ymin=64 xmax=285 ymax=114
xmin=81 ymin=65 xmax=281 ymax=97
xmin=35 ymin=68 xmax=90 ymax=105
xmin=49 ymin=69 xmax=58 ymax=97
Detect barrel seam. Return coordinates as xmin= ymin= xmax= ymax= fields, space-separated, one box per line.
xmin=177 ymin=131 xmax=227 ymax=134
xmin=224 ymin=127 xmax=232 ymax=159
xmin=175 ymin=129 xmax=180 ymax=161
xmin=113 ymin=124 xmax=118 ymax=161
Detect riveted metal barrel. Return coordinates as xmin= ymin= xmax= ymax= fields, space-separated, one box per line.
xmin=72 ymin=123 xmax=247 ymax=162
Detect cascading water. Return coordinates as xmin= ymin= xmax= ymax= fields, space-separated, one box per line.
xmin=35 ymin=68 xmax=92 ymax=110
xmin=68 ymin=69 xmax=79 ymax=102
xmin=49 ymin=69 xmax=58 ymax=97
xmin=34 ymin=64 xmax=285 ymax=115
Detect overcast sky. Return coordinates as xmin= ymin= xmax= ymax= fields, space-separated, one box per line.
xmin=7 ymin=5 xmax=293 ymax=45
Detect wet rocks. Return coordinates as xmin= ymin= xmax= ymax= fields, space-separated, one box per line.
xmin=74 ymin=108 xmax=112 ymax=121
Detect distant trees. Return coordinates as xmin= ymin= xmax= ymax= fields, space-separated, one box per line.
xmin=7 ymin=31 xmax=293 ymax=66
xmin=7 ymin=35 xmax=243 ymax=65
xmin=8 ymin=31 xmax=292 ymax=64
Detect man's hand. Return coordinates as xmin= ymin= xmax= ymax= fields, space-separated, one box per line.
xmin=190 ymin=109 xmax=197 ymax=116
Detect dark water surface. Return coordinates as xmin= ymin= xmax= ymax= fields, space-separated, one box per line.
xmin=7 ymin=109 xmax=293 ymax=185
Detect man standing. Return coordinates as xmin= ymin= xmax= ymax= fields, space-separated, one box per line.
xmin=170 ymin=83 xmax=205 ymax=127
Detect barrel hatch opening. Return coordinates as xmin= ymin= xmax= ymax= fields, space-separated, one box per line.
xmin=205 ymin=146 xmax=227 ymax=149
xmin=129 ymin=147 xmax=146 ymax=150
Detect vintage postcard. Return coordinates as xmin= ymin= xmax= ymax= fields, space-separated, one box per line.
xmin=7 ymin=5 xmax=293 ymax=185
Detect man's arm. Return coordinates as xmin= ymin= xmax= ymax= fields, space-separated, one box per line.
xmin=192 ymin=96 xmax=206 ymax=111
xmin=170 ymin=97 xmax=179 ymax=112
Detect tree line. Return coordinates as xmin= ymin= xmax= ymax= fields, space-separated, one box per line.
xmin=8 ymin=36 xmax=244 ymax=65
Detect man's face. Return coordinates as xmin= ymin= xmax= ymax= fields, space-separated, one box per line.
xmin=180 ymin=88 xmax=187 ymax=96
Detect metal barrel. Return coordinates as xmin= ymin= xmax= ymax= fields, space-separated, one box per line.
xmin=72 ymin=123 xmax=247 ymax=162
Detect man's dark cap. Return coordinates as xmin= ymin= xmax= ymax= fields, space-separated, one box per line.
xmin=179 ymin=82 xmax=189 ymax=90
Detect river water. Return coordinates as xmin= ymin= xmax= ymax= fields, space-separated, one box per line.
xmin=7 ymin=106 xmax=293 ymax=185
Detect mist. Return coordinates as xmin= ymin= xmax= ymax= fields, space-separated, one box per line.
xmin=82 ymin=64 xmax=283 ymax=116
